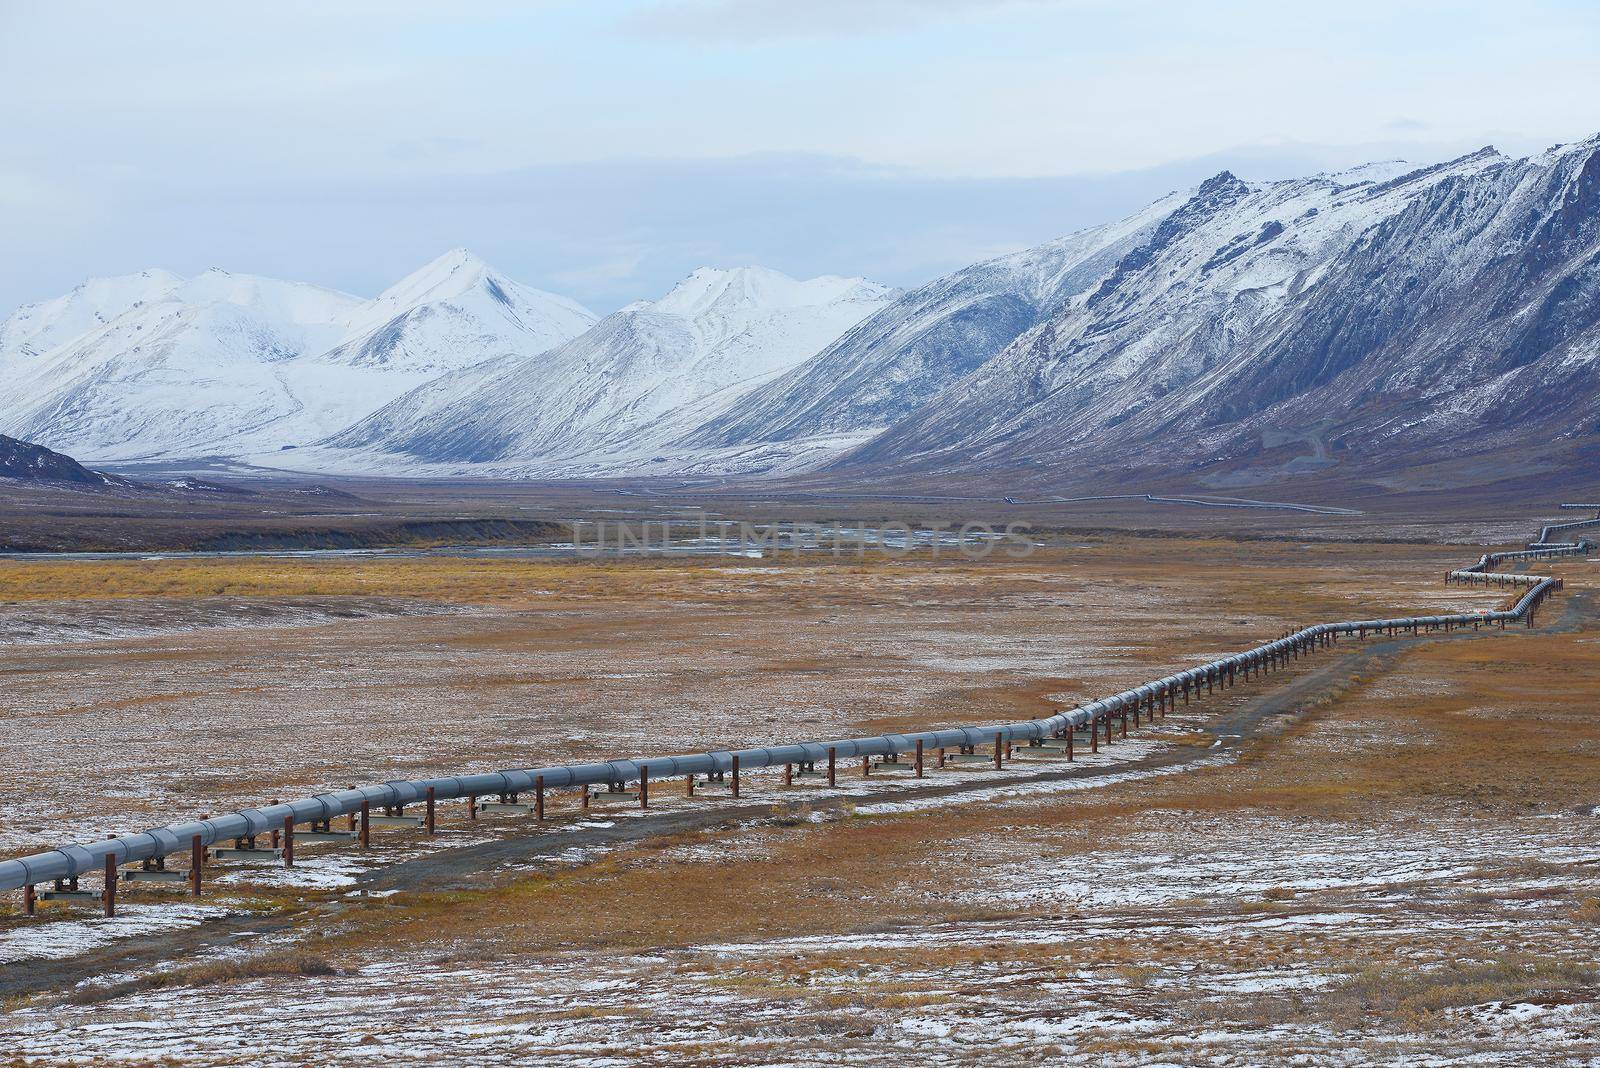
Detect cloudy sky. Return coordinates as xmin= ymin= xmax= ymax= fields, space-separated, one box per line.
xmin=3 ymin=0 xmax=1599 ymax=315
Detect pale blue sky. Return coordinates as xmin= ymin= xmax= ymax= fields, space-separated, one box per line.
xmin=3 ymin=0 xmax=1598 ymax=314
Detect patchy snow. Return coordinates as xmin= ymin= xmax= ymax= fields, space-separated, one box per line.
xmin=0 ymin=902 xmax=228 ymax=965
xmin=0 ymin=596 xmax=466 ymax=648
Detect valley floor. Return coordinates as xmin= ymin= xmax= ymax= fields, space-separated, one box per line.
xmin=0 ymin=532 xmax=1596 ymax=1064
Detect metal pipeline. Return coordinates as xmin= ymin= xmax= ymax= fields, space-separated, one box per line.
xmin=1538 ymin=517 xmax=1600 ymax=544
xmin=0 ymin=510 xmax=1581 ymax=895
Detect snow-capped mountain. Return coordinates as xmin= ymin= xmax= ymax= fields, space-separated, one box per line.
xmin=842 ymin=137 xmax=1600 ymax=488
xmin=0 ymin=252 xmax=596 ymax=461
xmin=324 ymin=248 xmax=595 ymax=376
xmin=319 ymin=267 xmax=898 ymax=474
xmin=686 ymin=191 xmax=1186 ymax=460
xmin=8 ymin=133 xmax=1599 ymax=490
xmin=0 ymin=269 xmax=182 ymax=367
xmin=2 ymin=270 xmax=365 ymax=460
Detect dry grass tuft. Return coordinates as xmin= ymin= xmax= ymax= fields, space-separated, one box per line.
xmin=65 ymin=950 xmax=339 ymax=1006
xmin=1320 ymin=956 xmax=1597 ymax=1028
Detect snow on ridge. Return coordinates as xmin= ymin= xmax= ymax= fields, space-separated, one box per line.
xmin=1320 ymin=159 xmax=1414 ymax=186
xmin=9 ymin=134 xmax=1600 ymax=477
xmin=650 ymin=266 xmax=894 ymax=319
xmin=847 ymin=134 xmax=1600 ymax=476
xmin=338 ymin=247 xmax=595 ymax=346
xmin=314 ymin=264 xmax=901 ymax=471
xmin=0 ymin=268 xmax=183 ymax=366
xmin=172 ymin=267 xmax=365 ymax=327
xmin=0 ymin=250 xmax=598 ymax=461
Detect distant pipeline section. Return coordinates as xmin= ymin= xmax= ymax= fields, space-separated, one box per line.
xmin=2 ymin=507 xmax=1594 ymax=912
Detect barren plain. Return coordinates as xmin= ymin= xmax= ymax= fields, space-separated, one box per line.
xmin=0 ymin=516 xmax=1596 ymax=1064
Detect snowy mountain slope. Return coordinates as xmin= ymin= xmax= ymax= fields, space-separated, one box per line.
xmin=685 ymin=192 xmax=1187 ymax=457
xmin=11 ymin=135 xmax=1600 ymax=490
xmin=1195 ymin=136 xmax=1600 ymax=478
xmin=321 ymin=267 xmax=897 ymax=472
xmin=841 ymin=141 xmax=1588 ymax=484
xmin=0 ymin=252 xmax=596 ymax=461
xmin=2 ymin=270 xmax=366 ymax=459
xmin=0 ymin=269 xmax=182 ymax=367
xmin=324 ymin=248 xmax=596 ymax=375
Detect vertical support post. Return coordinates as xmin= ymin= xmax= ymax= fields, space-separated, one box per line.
xmin=535 ymin=775 xmax=545 ymax=821
xmin=862 ymin=755 xmax=871 ymax=778
xmin=1091 ymin=717 xmax=1099 ymax=753
xmin=915 ymin=739 xmax=924 ymax=778
xmin=686 ymin=774 xmax=696 ymax=797
xmin=22 ymin=884 xmax=35 ymax=916
xmin=359 ymin=800 xmax=371 ymax=849
xmin=783 ymin=763 xmax=793 ymax=787
xmin=282 ymin=815 xmax=295 ymax=867
xmin=992 ymin=731 xmax=1003 ymax=770
xmin=425 ymin=787 xmax=436 ymax=837
xmin=467 ymin=794 xmax=477 ymax=821
xmin=102 ymin=852 xmax=117 ymax=918
xmin=1066 ymin=730 xmax=1074 ymax=761
xmin=347 ymin=787 xmax=357 ymax=831
xmin=731 ymin=754 xmax=741 ymax=798
xmin=827 ymin=747 xmax=837 ymax=786
xmin=639 ymin=765 xmax=649 ymax=810
xmin=190 ymin=834 xmax=203 ymax=896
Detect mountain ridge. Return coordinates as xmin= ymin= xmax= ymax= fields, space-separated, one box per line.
xmin=7 ymin=134 xmax=1600 ymax=494
xmin=315 ymin=266 xmax=899 ymax=475
xmin=0 ymin=250 xmax=597 ymax=461
xmin=0 ymin=434 xmax=131 ymax=486
xmin=839 ymin=137 xmax=1600 ymax=490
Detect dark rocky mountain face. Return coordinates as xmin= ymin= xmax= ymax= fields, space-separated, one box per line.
xmin=0 ymin=434 xmax=128 ymax=485
xmin=837 ymin=138 xmax=1600 ymax=491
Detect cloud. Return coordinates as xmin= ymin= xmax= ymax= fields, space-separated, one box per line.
xmin=386 ymin=137 xmax=486 ymax=162
xmin=0 ymin=170 xmax=82 ymax=214
xmin=0 ymin=141 xmax=1504 ymax=322
xmin=621 ymin=0 xmax=1050 ymax=39
xmin=2 ymin=1 xmax=1596 ymax=318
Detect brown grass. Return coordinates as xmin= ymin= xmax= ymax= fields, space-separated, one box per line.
xmin=300 ymin=566 xmax=1600 ymax=972
xmin=11 ymin=531 xmax=1598 ymax=1061
xmin=65 ymin=950 xmax=339 ymax=1006
xmin=1322 ymin=956 xmax=1597 ymax=1027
